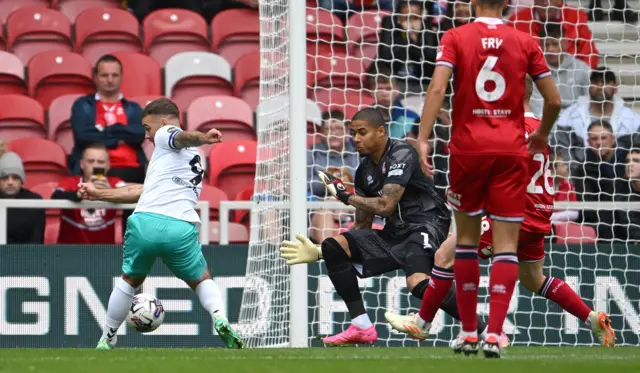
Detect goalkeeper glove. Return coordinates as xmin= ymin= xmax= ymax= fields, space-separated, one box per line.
xmin=318 ymin=170 xmax=352 ymax=205
xmin=280 ymin=233 xmax=323 ymax=265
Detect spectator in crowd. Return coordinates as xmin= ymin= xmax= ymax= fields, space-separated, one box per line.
xmin=589 ymin=0 xmax=637 ymax=23
xmin=616 ymin=149 xmax=640 ymax=242
xmin=554 ymin=68 xmax=640 ymax=164
xmin=529 ymin=23 xmax=590 ymax=117
xmin=438 ymin=0 xmax=473 ymax=37
xmin=508 ymin=0 xmax=599 ymax=69
xmin=377 ymin=0 xmax=438 ymax=94
xmin=318 ymin=0 xmax=395 ymax=21
xmin=573 ymin=120 xmax=627 ymax=240
xmin=52 ymin=143 xmax=126 ymax=244
xmin=307 ymin=111 xmax=359 ymax=242
xmin=0 ymin=152 xmax=44 ymax=244
xmin=550 ymin=152 xmax=579 ymax=222
xmin=367 ymin=66 xmax=421 ymax=139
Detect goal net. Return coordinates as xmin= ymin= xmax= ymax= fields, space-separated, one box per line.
xmin=239 ymin=0 xmax=640 ymax=347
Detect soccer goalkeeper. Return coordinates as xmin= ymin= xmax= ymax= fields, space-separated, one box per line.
xmin=280 ymin=108 xmax=504 ymax=346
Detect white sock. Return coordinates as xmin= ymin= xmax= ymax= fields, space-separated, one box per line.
xmin=101 ymin=277 xmax=136 ymax=345
xmin=417 ymin=315 xmax=427 ymax=329
xmin=351 ymin=314 xmax=372 ymax=329
xmin=196 ymin=279 xmax=226 ymax=320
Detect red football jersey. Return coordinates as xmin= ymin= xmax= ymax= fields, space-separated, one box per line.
xmin=554 ymin=179 xmax=578 ymax=203
xmin=436 ymin=17 xmax=550 ymax=156
xmin=521 ymin=113 xmax=553 ymax=234
xmin=55 ymin=176 xmax=126 ymax=244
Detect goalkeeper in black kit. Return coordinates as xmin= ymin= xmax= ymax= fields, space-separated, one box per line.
xmin=280 ymin=108 xmax=504 ymax=346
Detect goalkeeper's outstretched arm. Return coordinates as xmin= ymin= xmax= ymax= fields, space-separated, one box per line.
xmin=78 ymin=183 xmax=143 ymax=204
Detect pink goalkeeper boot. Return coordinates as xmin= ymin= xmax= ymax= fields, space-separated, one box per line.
xmin=322 ymin=324 xmax=378 ymax=346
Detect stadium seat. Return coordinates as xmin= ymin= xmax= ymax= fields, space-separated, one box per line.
xmin=111 ymin=52 xmax=162 ymax=97
xmin=256 ymin=96 xmax=323 ymax=147
xmin=0 ymin=94 xmax=46 ymax=142
xmin=313 ymin=89 xmax=375 ymax=120
xmin=6 ymin=7 xmax=73 ymax=66
xmin=143 ymin=8 xmax=209 ymax=66
xmin=28 ymin=51 xmax=93 ymax=109
xmin=554 ymin=222 xmax=598 ymax=244
xmin=7 ymin=138 xmax=69 ymax=189
xmin=0 ymin=51 xmax=27 ymax=95
xmin=44 ymin=216 xmax=60 ymax=244
xmin=31 ymin=181 xmax=59 ymax=199
xmin=345 ymin=10 xmax=390 ymax=63
xmin=211 ymin=9 xmax=260 ymax=67
xmin=199 ymin=184 xmax=229 ymax=221
xmin=75 ymin=7 xmax=142 ymax=65
xmin=54 ymin=0 xmax=122 ymax=21
xmin=208 ymin=140 xmax=257 ymax=200
xmin=209 ymin=221 xmax=249 ymax=244
xmin=165 ymin=52 xmax=233 ymax=110
xmin=306 ymin=7 xmax=346 ymax=59
xmin=233 ymin=185 xmax=253 ymax=226
xmin=48 ymin=93 xmax=82 ymax=154
xmin=233 ymin=51 xmax=261 ymax=111
xmin=187 ymin=96 xmax=255 ymax=155
xmin=309 ymin=52 xmax=367 ymax=92
xmin=0 ymin=0 xmax=51 ymax=24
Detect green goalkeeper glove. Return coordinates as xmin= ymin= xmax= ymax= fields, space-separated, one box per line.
xmin=279 ymin=233 xmax=323 ymax=265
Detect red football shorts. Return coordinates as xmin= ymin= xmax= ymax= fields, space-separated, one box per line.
xmin=478 ymin=217 xmax=545 ymax=262
xmin=447 ymin=154 xmax=529 ymax=220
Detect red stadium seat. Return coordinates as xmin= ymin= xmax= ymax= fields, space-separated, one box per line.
xmin=233 ymin=185 xmax=253 ymax=226
xmin=0 ymin=51 xmax=26 ymax=95
xmin=111 ymin=52 xmax=161 ymax=97
xmin=345 ymin=10 xmax=389 ymax=63
xmin=306 ymin=8 xmax=346 ymax=59
xmin=165 ymin=52 xmax=233 ymax=110
xmin=0 ymin=94 xmax=46 ymax=142
xmin=199 ymin=185 xmax=229 ymax=221
xmin=48 ymin=94 xmax=82 ymax=154
xmin=75 ymin=7 xmax=142 ymax=66
xmin=0 ymin=0 xmax=50 ymax=24
xmin=28 ymin=51 xmax=93 ymax=109
xmin=7 ymin=138 xmax=69 ymax=189
xmin=7 ymin=7 xmax=73 ymax=66
xmin=54 ymin=0 xmax=121 ymax=21
xmin=211 ymin=9 xmax=260 ymax=67
xmin=143 ymin=8 xmax=209 ymax=66
xmin=31 ymin=181 xmax=59 ymax=199
xmin=309 ymin=52 xmax=367 ymax=93
xmin=44 ymin=216 xmax=60 ymax=244
xmin=313 ymin=90 xmax=375 ymax=120
xmin=233 ymin=51 xmax=261 ymax=111
xmin=209 ymin=221 xmax=249 ymax=244
xmin=554 ymin=222 xmax=598 ymax=244
xmin=208 ymin=140 xmax=257 ymax=200
xmin=187 ymin=96 xmax=255 ymax=155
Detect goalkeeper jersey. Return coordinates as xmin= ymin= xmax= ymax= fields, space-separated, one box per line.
xmin=134 ymin=125 xmax=204 ymax=227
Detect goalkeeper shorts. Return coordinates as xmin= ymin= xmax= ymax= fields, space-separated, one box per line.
xmin=122 ymin=212 xmax=207 ymax=281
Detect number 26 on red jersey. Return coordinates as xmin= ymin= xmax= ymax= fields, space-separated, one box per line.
xmin=528 ymin=153 xmax=554 ymax=195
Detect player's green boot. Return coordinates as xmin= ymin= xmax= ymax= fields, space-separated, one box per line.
xmin=96 ymin=339 xmax=115 ymax=351
xmin=215 ymin=315 xmax=244 ymax=349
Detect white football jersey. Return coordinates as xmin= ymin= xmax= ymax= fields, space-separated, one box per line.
xmin=134 ymin=125 xmax=204 ymax=227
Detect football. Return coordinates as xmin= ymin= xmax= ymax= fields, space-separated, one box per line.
xmin=126 ymin=293 xmax=165 ymax=333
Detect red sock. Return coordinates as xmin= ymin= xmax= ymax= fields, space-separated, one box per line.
xmin=539 ymin=276 xmax=591 ymax=321
xmin=487 ymin=253 xmax=519 ymax=335
xmin=454 ymin=245 xmax=480 ymax=333
xmin=419 ymin=266 xmax=454 ymax=322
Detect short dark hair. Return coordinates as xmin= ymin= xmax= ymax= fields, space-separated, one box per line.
xmin=628 ymin=148 xmax=640 ymax=155
xmin=322 ymin=110 xmax=345 ymax=122
xmin=475 ymin=0 xmax=506 ymax=9
xmin=590 ymin=67 xmax=617 ymax=84
xmin=539 ymin=22 xmax=563 ymax=40
xmin=141 ymin=98 xmax=180 ymax=119
xmin=84 ymin=143 xmax=108 ymax=153
xmin=395 ymin=0 xmax=425 ymax=12
xmin=367 ymin=63 xmax=396 ymax=88
xmin=352 ymin=107 xmax=387 ymax=128
xmin=94 ymin=54 xmax=122 ymax=76
xmin=588 ymin=119 xmax=614 ymax=133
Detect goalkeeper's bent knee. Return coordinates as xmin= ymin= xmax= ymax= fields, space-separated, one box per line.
xmin=411 ymin=278 xmax=430 ymax=299
xmin=321 ymin=237 xmax=350 ymax=272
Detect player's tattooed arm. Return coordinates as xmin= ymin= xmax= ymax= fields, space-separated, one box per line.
xmin=347 ymin=183 xmax=405 ymax=217
xmin=173 ymin=128 xmax=222 ymax=149
xmin=351 ymin=208 xmax=374 ymax=230
xmin=78 ymin=183 xmax=143 ymax=203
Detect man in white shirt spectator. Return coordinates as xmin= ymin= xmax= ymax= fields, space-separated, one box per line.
xmin=553 ymin=67 xmax=640 ymax=164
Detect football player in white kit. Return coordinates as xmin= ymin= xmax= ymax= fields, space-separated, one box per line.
xmin=78 ymin=98 xmax=243 ymax=350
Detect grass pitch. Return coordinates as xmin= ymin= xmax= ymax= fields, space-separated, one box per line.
xmin=0 ymin=347 xmax=637 ymax=373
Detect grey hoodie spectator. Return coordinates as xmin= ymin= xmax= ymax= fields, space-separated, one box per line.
xmin=553 ymin=67 xmax=640 ymax=164
xmin=530 ymin=23 xmax=590 ymax=117
xmin=0 ymin=152 xmax=45 ymax=244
